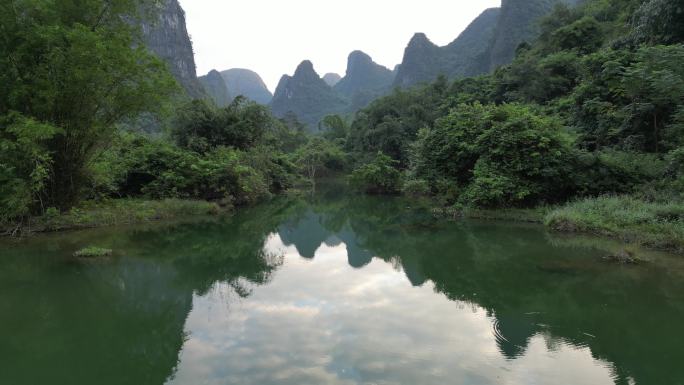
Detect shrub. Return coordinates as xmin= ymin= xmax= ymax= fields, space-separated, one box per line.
xmin=172 ymin=98 xmax=273 ymax=153
xmin=89 ymin=132 xmax=294 ymax=206
xmin=350 ymin=152 xmax=402 ymax=194
xmin=0 ymin=113 xmax=60 ymax=221
xmin=402 ymin=178 xmax=431 ymax=197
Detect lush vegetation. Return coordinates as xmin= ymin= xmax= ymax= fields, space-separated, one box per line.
xmin=0 ymin=0 xmax=326 ymax=233
xmin=0 ymin=0 xmax=177 ymax=219
xmin=336 ymin=0 xmax=684 ymax=250
xmin=3 ymin=0 xmax=683 ymax=252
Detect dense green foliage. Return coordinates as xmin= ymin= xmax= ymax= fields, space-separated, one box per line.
xmin=411 ymin=103 xmax=577 ymax=207
xmin=0 ymin=0 xmax=175 ymax=214
xmin=0 ymin=0 xmax=311 ymax=228
xmin=350 ymin=152 xmax=402 ymax=194
xmin=344 ymin=0 xmax=684 ymax=212
xmin=291 ymin=137 xmax=347 ymax=184
xmin=3 ymin=0 xmax=684 ymax=252
xmin=0 ymin=0 xmax=176 ymax=219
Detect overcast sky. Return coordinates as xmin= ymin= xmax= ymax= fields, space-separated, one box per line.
xmin=179 ymin=0 xmax=501 ymax=92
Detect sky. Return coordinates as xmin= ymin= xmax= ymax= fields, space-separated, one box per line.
xmin=179 ymin=0 xmax=501 ymax=92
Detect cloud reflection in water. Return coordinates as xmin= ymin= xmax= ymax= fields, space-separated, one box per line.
xmin=166 ymin=234 xmax=616 ymax=385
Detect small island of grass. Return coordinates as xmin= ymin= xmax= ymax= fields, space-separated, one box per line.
xmin=74 ymin=247 xmax=113 ymax=258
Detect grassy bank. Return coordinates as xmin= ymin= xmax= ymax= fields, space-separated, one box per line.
xmin=2 ymin=199 xmax=222 ymax=236
xmin=545 ymin=196 xmax=684 ymax=253
xmin=430 ymin=195 xmax=684 ymax=254
xmin=464 ymin=207 xmax=548 ymax=223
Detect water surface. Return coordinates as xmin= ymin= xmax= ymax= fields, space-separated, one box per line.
xmin=1 ymin=187 xmax=683 ymax=385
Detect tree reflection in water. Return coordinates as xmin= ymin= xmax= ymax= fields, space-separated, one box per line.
xmin=1 ymin=183 xmax=683 ymax=385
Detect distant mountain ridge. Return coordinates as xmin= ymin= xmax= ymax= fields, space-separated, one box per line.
xmin=269 ymin=51 xmax=395 ymax=129
xmin=220 ymin=69 xmax=273 ymax=105
xmin=199 ymin=70 xmax=232 ymax=107
xmin=142 ymin=0 xmax=582 ymax=129
xmin=270 ymin=60 xmax=348 ymax=130
xmin=334 ymin=51 xmax=395 ymax=110
xmin=394 ymin=0 xmax=581 ymax=88
xmin=270 ymin=0 xmax=582 ymax=126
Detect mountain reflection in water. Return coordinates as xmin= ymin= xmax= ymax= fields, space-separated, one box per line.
xmin=1 ymin=184 xmax=683 ymax=385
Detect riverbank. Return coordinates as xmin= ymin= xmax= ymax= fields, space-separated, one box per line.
xmin=428 ymin=195 xmax=684 ymax=254
xmin=4 ymin=191 xmax=683 ymax=255
xmin=545 ymin=196 xmax=684 ymax=254
xmin=1 ymin=199 xmax=222 ymax=236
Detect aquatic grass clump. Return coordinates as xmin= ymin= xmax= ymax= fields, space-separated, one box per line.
xmin=545 ymin=196 xmax=684 ymax=253
xmin=74 ymin=246 xmax=113 ymax=258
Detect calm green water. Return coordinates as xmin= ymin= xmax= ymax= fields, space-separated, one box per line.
xmin=1 ymin=187 xmax=684 ymax=385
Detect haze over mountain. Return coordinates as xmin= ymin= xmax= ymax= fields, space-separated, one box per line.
xmin=334 ymin=51 xmax=395 ymax=110
xmin=199 ymin=70 xmax=232 ymax=107
xmin=179 ymin=0 xmax=500 ymax=91
xmin=270 ymin=61 xmax=348 ymax=129
xmin=220 ymin=69 xmax=273 ymax=105
xmin=322 ymin=73 xmax=342 ymax=87
xmin=141 ymin=0 xmax=205 ymax=99
xmin=141 ymin=0 xmax=583 ymax=129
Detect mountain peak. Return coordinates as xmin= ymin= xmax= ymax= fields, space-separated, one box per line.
xmin=219 ymin=68 xmax=272 ymax=105
xmin=199 ymin=69 xmax=231 ymax=107
xmin=271 ymin=61 xmax=347 ymax=130
xmin=294 ymin=60 xmax=317 ymax=78
xmin=348 ymin=50 xmax=372 ymax=64
xmin=408 ymin=32 xmax=436 ymax=48
xmin=334 ymin=50 xmax=394 ymax=108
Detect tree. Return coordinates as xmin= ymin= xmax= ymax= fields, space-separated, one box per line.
xmin=0 ymin=0 xmax=177 ymax=212
xmin=347 ymin=80 xmax=448 ymax=167
xmin=632 ymin=0 xmax=684 ymax=44
xmin=319 ymin=114 xmax=349 ymax=142
xmin=350 ymin=152 xmax=402 ymax=194
xmin=173 ymin=97 xmax=272 ymax=153
xmin=293 ymin=137 xmax=347 ymax=185
xmin=622 ymin=45 xmax=684 ymax=153
xmin=0 ymin=114 xmax=60 ymax=225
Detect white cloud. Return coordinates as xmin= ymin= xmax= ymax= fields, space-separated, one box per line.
xmin=179 ymin=0 xmax=502 ymax=92
xmin=166 ymin=236 xmax=616 ymax=385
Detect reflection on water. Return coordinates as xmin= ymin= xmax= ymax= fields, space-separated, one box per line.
xmin=1 ymin=184 xmax=683 ymax=385
xmin=169 ymin=236 xmax=617 ymax=385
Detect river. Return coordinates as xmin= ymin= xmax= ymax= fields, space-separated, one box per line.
xmin=1 ymin=185 xmax=683 ymax=385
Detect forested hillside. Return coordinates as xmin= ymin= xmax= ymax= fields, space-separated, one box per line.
xmin=394 ymin=0 xmax=583 ymax=88
xmin=337 ymin=0 xmax=684 ymax=251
